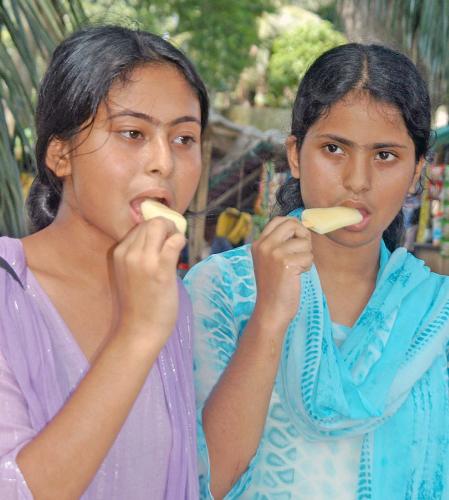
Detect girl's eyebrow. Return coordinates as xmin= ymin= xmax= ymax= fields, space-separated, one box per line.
xmin=108 ymin=110 xmax=201 ymax=127
xmin=316 ymin=134 xmax=407 ymax=149
xmin=371 ymin=142 xmax=407 ymax=149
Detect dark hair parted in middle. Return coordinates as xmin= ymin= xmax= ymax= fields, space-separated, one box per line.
xmin=27 ymin=25 xmax=209 ymax=232
xmin=275 ymin=43 xmax=431 ymax=251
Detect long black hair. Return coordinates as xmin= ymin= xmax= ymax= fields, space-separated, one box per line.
xmin=275 ymin=43 xmax=431 ymax=250
xmin=27 ymin=25 xmax=209 ymax=232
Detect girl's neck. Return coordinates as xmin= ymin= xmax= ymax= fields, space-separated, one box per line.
xmin=312 ymin=235 xmax=381 ymax=285
xmin=311 ymin=236 xmax=382 ymax=327
xmin=23 ymin=213 xmax=115 ymax=288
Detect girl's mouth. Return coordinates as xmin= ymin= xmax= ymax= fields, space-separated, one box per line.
xmin=344 ymin=208 xmax=370 ymax=231
xmin=130 ymin=197 xmax=169 ymax=224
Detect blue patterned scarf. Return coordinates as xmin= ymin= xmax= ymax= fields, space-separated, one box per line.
xmin=278 ymin=209 xmax=449 ymax=498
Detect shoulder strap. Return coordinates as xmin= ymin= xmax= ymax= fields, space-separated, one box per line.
xmin=0 ymin=256 xmax=24 ymax=288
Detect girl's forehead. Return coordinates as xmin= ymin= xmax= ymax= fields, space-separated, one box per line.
xmin=99 ymin=64 xmax=200 ymax=120
xmin=306 ymin=91 xmax=413 ymax=149
xmin=108 ymin=63 xmax=191 ymax=97
xmin=336 ymin=90 xmax=399 ymax=112
xmin=321 ymin=91 xmax=405 ymax=128
xmin=75 ymin=64 xmax=201 ymax=135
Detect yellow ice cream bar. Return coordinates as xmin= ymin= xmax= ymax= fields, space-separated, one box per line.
xmin=301 ymin=207 xmax=362 ymax=234
xmin=141 ymin=199 xmax=187 ymax=234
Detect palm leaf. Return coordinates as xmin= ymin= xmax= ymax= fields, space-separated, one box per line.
xmin=0 ymin=0 xmax=86 ymax=237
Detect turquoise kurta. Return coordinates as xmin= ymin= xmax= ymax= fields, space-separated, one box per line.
xmin=185 ymin=238 xmax=449 ymax=499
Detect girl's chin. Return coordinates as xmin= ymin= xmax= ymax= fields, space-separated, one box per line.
xmin=323 ymin=231 xmax=382 ymax=249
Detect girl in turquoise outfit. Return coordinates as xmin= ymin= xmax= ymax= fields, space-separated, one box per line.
xmin=185 ymin=43 xmax=449 ymax=499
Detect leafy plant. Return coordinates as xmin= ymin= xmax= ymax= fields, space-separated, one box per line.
xmin=0 ymin=0 xmax=85 ymax=237
xmin=267 ymin=20 xmax=346 ymax=107
xmin=85 ymin=0 xmax=275 ymax=92
xmin=173 ymin=0 xmax=275 ymax=92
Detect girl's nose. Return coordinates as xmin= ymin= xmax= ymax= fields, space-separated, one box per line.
xmin=144 ymin=136 xmax=174 ymax=177
xmin=342 ymin=155 xmax=371 ymax=194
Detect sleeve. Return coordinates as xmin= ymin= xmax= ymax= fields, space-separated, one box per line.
xmin=185 ymin=256 xmax=240 ymax=407
xmin=0 ymin=348 xmax=35 ymax=499
xmin=184 ymin=252 xmax=261 ymax=499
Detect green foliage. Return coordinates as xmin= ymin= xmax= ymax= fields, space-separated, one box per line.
xmin=0 ymin=0 xmax=86 ymax=237
xmin=83 ymin=0 xmax=275 ymax=91
xmin=267 ymin=20 xmax=346 ymax=107
xmin=82 ymin=0 xmax=174 ymax=33
xmin=174 ymin=0 xmax=275 ymax=91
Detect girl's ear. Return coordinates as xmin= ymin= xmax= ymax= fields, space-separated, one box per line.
xmin=46 ymin=138 xmax=72 ymax=178
xmin=408 ymin=157 xmax=425 ymax=194
xmin=286 ymin=135 xmax=300 ymax=179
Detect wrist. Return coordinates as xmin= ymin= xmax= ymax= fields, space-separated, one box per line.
xmin=238 ymin=311 xmax=288 ymax=361
xmin=251 ymin=303 xmax=294 ymax=331
xmin=247 ymin=305 xmax=291 ymax=341
xmin=108 ymin=322 xmax=168 ymax=362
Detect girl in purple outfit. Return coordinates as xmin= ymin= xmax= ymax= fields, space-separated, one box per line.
xmin=0 ymin=25 xmax=208 ymax=499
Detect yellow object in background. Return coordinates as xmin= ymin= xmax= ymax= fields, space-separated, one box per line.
xmin=416 ymin=176 xmax=430 ymax=244
xmin=216 ymin=208 xmax=241 ymax=238
xmin=215 ymin=208 xmax=253 ymax=245
xmin=227 ymin=212 xmax=252 ymax=245
xmin=20 ymin=172 xmax=34 ymax=200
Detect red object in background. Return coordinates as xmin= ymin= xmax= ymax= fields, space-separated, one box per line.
xmin=428 ymin=181 xmax=443 ymax=199
xmin=428 ymin=164 xmax=445 ymax=200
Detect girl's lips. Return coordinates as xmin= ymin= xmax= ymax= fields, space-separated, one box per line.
xmin=130 ymin=204 xmax=144 ymax=224
xmin=344 ymin=208 xmax=371 ymax=231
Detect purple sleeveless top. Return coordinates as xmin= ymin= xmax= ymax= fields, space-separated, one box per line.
xmin=0 ymin=237 xmax=198 ymax=499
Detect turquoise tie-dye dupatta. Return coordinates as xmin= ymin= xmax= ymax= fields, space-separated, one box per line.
xmin=185 ymin=211 xmax=449 ymax=499
xmin=280 ymin=247 xmax=449 ymax=499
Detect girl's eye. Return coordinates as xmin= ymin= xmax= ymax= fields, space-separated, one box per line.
xmin=376 ymin=151 xmax=396 ymax=161
xmin=121 ymin=130 xmax=143 ymax=140
xmin=325 ymin=143 xmax=342 ymax=154
xmin=173 ymin=135 xmax=196 ymax=145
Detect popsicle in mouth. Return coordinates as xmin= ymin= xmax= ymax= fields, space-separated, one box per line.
xmin=140 ymin=199 xmax=187 ymax=234
xmin=301 ymin=207 xmax=363 ymax=234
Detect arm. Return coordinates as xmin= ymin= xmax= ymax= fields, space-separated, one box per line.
xmin=189 ymin=217 xmax=312 ymax=498
xmin=16 ymin=219 xmax=185 ymax=500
